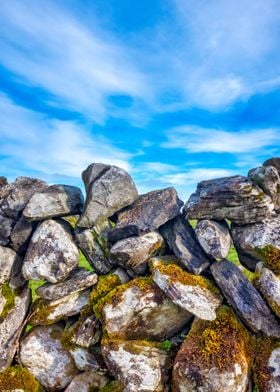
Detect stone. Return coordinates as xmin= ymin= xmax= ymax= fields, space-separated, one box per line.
xmin=0 ymin=365 xmax=43 ymax=392
xmin=0 ymin=287 xmax=31 ymax=372
xmin=0 ymin=176 xmax=7 ymax=187
xmin=94 ymin=277 xmax=192 ymax=341
xmin=254 ymin=337 xmax=280 ymax=392
xmin=65 ymin=372 xmax=109 ymax=392
xmin=69 ymin=314 xmax=102 ymax=348
xmin=231 ymin=217 xmax=280 ymax=273
xmin=36 ymin=268 xmax=98 ymax=300
xmin=0 ymin=213 xmax=15 ymax=245
xmin=172 ymin=306 xmax=252 ymax=392
xmin=211 ymin=260 xmax=280 ymax=337
xmin=108 ymin=187 xmax=183 ymax=242
xmin=23 ymin=184 xmax=84 ymax=221
xmin=20 ymin=325 xmax=78 ymax=390
xmin=150 ymin=257 xmax=222 ymax=320
xmin=30 ymin=289 xmax=90 ymax=325
xmin=0 ymin=245 xmax=21 ymax=284
xmin=254 ymin=265 xmax=280 ymax=317
xmin=22 ymin=219 xmax=79 ymax=283
xmin=10 ymin=216 xmax=36 ymax=255
xmin=77 ymin=163 xmax=138 ymax=228
xmin=184 ymin=175 xmax=274 ymax=224
xmin=110 ymin=231 xmax=164 ymax=273
xmin=160 ymin=215 xmax=210 ymax=274
xmin=102 ymin=339 xmax=171 ymax=391
xmin=263 ymin=157 xmax=280 ymax=173
xmin=69 ymin=346 xmax=107 ymax=372
xmin=195 ymin=219 xmax=232 ymax=259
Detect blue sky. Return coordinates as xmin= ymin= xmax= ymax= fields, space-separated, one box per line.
xmin=0 ymin=0 xmax=280 ymax=200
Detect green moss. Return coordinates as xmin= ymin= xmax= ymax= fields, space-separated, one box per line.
xmin=254 ymin=337 xmax=280 ymax=391
xmin=98 ymin=381 xmax=123 ymax=392
xmin=256 ymin=245 xmax=280 ymax=273
xmin=0 ymin=283 xmax=16 ymax=321
xmin=28 ymin=279 xmax=45 ymax=301
xmin=79 ymin=250 xmax=94 ymax=271
xmin=0 ymin=365 xmax=43 ymax=391
xmin=159 ymin=339 xmax=172 ymax=351
xmin=29 ymin=298 xmax=58 ymax=325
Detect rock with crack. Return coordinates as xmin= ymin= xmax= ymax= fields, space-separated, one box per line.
xmin=94 ymin=277 xmax=192 ymax=341
xmin=102 ymin=338 xmax=171 ymax=392
xmin=231 ymin=217 xmax=280 ymax=273
xmin=10 ymin=216 xmax=36 ymax=255
xmin=248 ymin=165 xmax=280 ymax=211
xmin=0 ymin=245 xmax=21 ymax=284
xmin=23 ymin=184 xmax=84 ymax=221
xmin=36 ymin=268 xmax=97 ymax=300
xmin=0 ymin=286 xmax=31 ymax=372
xmin=0 ymin=365 xmax=43 ymax=392
xmin=20 ymin=324 xmax=78 ymax=390
xmin=65 ymin=371 xmax=109 ymax=392
xmin=254 ymin=337 xmax=280 ymax=392
xmin=29 ymin=289 xmax=90 ymax=325
xmin=211 ymin=260 xmax=280 ymax=337
xmin=67 ymin=313 xmax=102 ymax=348
xmin=254 ymin=265 xmax=280 ymax=317
xmin=22 ymin=219 xmax=79 ymax=283
xmin=0 ymin=214 xmax=15 ymax=246
xmin=110 ymin=231 xmax=164 ymax=274
xmin=184 ymin=175 xmax=274 ymax=225
xmin=150 ymin=257 xmax=222 ymax=320
xmin=172 ymin=306 xmax=252 ymax=392
xmin=108 ymin=187 xmax=183 ymax=243
xmin=77 ymin=163 xmax=138 ymax=228
xmin=160 ymin=215 xmax=210 ymax=274
xmin=195 ymin=219 xmax=232 ymax=259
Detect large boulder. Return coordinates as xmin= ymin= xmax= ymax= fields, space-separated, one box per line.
xmin=254 ymin=265 xmax=280 ymax=317
xmin=184 ymin=175 xmax=274 ymax=224
xmin=77 ymin=163 xmax=138 ymax=228
xmin=23 ymin=184 xmax=84 ymax=220
xmin=211 ymin=260 xmax=280 ymax=337
xmin=108 ymin=187 xmax=183 ymax=242
xmin=94 ymin=277 xmax=192 ymax=341
xmin=150 ymin=257 xmax=222 ymax=320
xmin=160 ymin=216 xmax=210 ymax=274
xmin=22 ymin=219 xmax=79 ymax=283
xmin=172 ymin=306 xmax=252 ymax=392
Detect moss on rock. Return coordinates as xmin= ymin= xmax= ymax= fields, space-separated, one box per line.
xmin=0 ymin=283 xmax=16 ymax=321
xmin=256 ymin=245 xmax=280 ymax=273
xmin=0 ymin=365 xmax=43 ymax=391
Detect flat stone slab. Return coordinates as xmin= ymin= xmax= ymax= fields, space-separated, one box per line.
xmin=172 ymin=306 xmax=252 ymax=392
xmin=20 ymin=325 xmax=78 ymax=390
xmin=160 ymin=215 xmax=210 ymax=274
xmin=0 ymin=245 xmax=21 ymax=285
xmin=254 ymin=265 xmax=280 ymax=317
xmin=22 ymin=219 xmax=79 ymax=283
xmin=184 ymin=175 xmax=274 ymax=225
xmin=77 ymin=163 xmax=138 ymax=228
xmin=108 ymin=187 xmax=183 ymax=242
xmin=65 ymin=371 xmax=109 ymax=392
xmin=211 ymin=260 xmax=280 ymax=337
xmin=94 ymin=277 xmax=192 ymax=341
xmin=23 ymin=184 xmax=84 ymax=220
xmin=195 ymin=219 xmax=232 ymax=259
xmin=150 ymin=257 xmax=222 ymax=320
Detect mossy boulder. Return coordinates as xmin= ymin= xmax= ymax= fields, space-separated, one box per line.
xmin=65 ymin=371 xmax=109 ymax=392
xmin=254 ymin=266 xmax=280 ymax=317
xmin=172 ymin=306 xmax=253 ymax=392
xmin=0 ymin=365 xmax=43 ymax=392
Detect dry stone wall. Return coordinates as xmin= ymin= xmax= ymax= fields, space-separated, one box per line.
xmin=0 ymin=158 xmax=279 ymax=391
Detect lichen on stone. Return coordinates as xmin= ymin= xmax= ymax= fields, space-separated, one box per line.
xmin=0 ymin=365 xmax=43 ymax=391
xmin=254 ymin=337 xmax=280 ymax=391
xmin=256 ymin=245 xmax=280 ymax=273
xmin=0 ymin=282 xmax=16 ymax=321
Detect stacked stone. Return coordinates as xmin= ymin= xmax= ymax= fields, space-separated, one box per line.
xmin=0 ymin=159 xmax=279 ymax=391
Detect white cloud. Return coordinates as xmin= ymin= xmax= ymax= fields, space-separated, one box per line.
xmin=161 ymin=168 xmax=236 ymax=186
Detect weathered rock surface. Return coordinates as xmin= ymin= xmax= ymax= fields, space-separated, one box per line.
xmin=231 ymin=217 xmax=280 ymax=273
xmin=69 ymin=346 xmax=106 ymax=372
xmin=23 ymin=184 xmax=84 ymax=221
xmin=0 ymin=213 xmax=15 ymax=245
xmin=254 ymin=265 xmax=280 ymax=317
xmin=264 ymin=157 xmax=280 ymax=173
xmin=77 ymin=163 xmax=138 ymax=228
xmin=0 ymin=176 xmax=7 ymax=187
xmin=108 ymin=187 xmax=183 ymax=242
xmin=172 ymin=306 xmax=252 ymax=392
xmin=10 ymin=216 xmax=36 ymax=255
xmin=184 ymin=175 xmax=274 ymax=224
xmin=20 ymin=325 xmax=78 ymax=390
xmin=160 ymin=216 xmax=210 ymax=274
xmin=68 ymin=314 xmax=102 ymax=348
xmin=0 ymin=245 xmax=20 ymax=284
xmin=36 ymin=268 xmax=97 ymax=300
xmin=65 ymin=371 xmax=109 ymax=392
xmin=195 ymin=219 xmax=232 ymax=259
xmin=95 ymin=277 xmax=192 ymax=341
xmin=0 ymin=287 xmax=31 ymax=371
xmin=150 ymin=257 xmax=222 ymax=320
xmin=30 ymin=289 xmax=90 ymax=325
xmin=23 ymin=219 xmax=79 ymax=283
xmin=110 ymin=231 xmax=164 ymax=273
xmin=0 ymin=365 xmax=43 ymax=391
xmin=211 ymin=260 xmax=280 ymax=337
xmin=102 ymin=339 xmax=171 ymax=392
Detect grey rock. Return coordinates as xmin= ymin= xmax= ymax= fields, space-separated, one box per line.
xmin=184 ymin=175 xmax=274 ymax=224
xmin=263 ymin=157 xmax=280 ymax=174
xmin=110 ymin=231 xmax=164 ymax=273
xmin=78 ymin=164 xmax=138 ymax=228
xmin=231 ymin=217 xmax=280 ymax=273
xmin=0 ymin=177 xmax=7 ymax=187
xmin=65 ymin=372 xmax=109 ymax=392
xmin=20 ymin=324 xmax=78 ymax=390
xmin=23 ymin=219 xmax=79 ymax=283
xmin=160 ymin=215 xmax=210 ymax=274
xmin=211 ymin=260 xmax=280 ymax=337
xmin=0 ymin=245 xmax=21 ymax=285
xmin=10 ymin=216 xmax=36 ymax=255
xmin=0 ymin=214 xmax=15 ymax=245
xmin=254 ymin=265 xmax=280 ymax=317
xmin=108 ymin=187 xmax=183 ymax=242
xmin=36 ymin=268 xmax=98 ymax=300
xmin=111 ymin=266 xmax=131 ymax=284
xmin=23 ymin=184 xmax=84 ymax=221
xmin=0 ymin=287 xmax=31 ymax=372
xmin=195 ymin=219 xmax=232 ymax=259
xmin=69 ymin=314 xmax=102 ymax=348
xmin=69 ymin=346 xmax=106 ymax=372
xmin=102 ymin=339 xmax=171 ymax=392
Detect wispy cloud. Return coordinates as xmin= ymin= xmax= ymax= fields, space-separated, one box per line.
xmin=160 ymin=168 xmax=236 ymax=186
